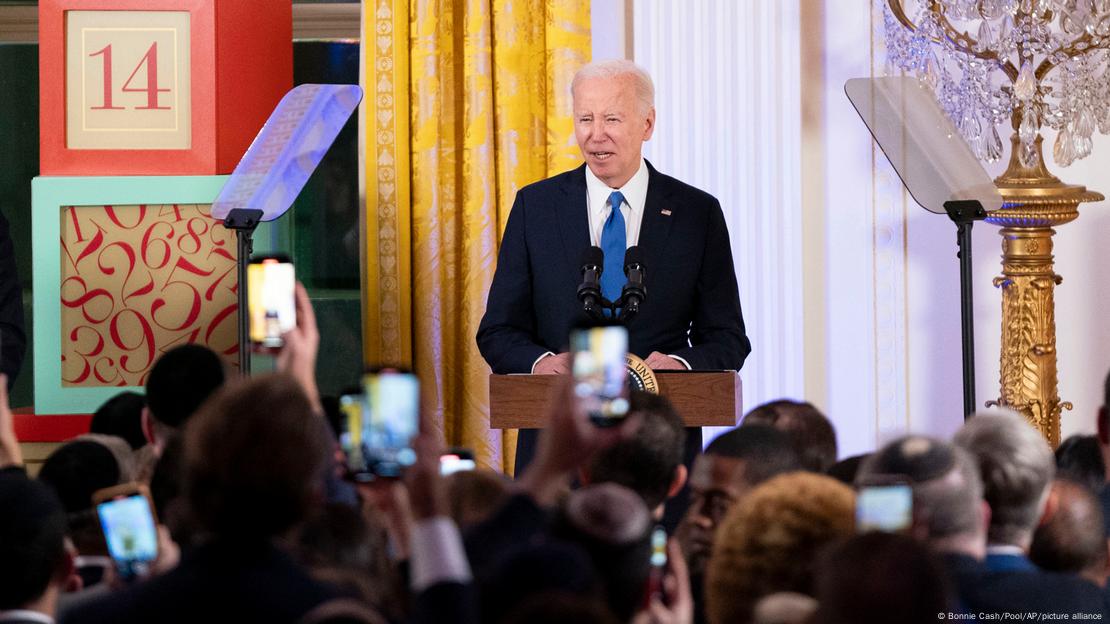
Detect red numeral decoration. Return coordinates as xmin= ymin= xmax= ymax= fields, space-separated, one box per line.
xmin=88 ymin=45 xmax=124 ymax=110
xmin=60 ymin=204 xmax=239 ymax=387
xmin=88 ymin=42 xmax=171 ymax=112
xmin=121 ymin=43 xmax=171 ymax=110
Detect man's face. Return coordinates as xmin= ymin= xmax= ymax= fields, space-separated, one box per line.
xmin=573 ymin=75 xmax=655 ymax=188
xmin=676 ymin=454 xmax=753 ymax=575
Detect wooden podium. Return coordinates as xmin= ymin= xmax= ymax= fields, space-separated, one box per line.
xmin=489 ymin=372 xmax=743 ymax=429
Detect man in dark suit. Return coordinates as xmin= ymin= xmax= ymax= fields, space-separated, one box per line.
xmin=477 ymin=59 xmax=751 ymax=475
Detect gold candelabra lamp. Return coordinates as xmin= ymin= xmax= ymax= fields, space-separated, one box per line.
xmin=885 ymin=0 xmax=1107 ymax=445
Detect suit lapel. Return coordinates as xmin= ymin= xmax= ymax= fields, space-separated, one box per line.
xmin=638 ymin=164 xmax=675 ymax=281
xmin=557 ymin=165 xmax=591 ymax=280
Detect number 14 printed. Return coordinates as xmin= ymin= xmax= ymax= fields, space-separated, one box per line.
xmin=88 ymin=42 xmax=171 ymax=111
xmin=66 ymin=16 xmax=191 ymax=150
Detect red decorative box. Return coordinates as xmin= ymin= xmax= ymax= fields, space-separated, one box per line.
xmin=39 ymin=0 xmax=291 ymax=175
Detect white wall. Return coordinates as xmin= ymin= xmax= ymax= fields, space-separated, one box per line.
xmin=615 ymin=0 xmax=1110 ymax=457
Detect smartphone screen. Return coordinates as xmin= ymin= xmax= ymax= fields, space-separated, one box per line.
xmin=338 ymin=372 xmax=419 ymax=480
xmin=440 ymin=449 xmax=476 ymax=475
xmin=95 ymin=490 xmax=159 ymax=582
xmin=247 ymin=254 xmax=296 ymax=350
xmin=856 ymin=484 xmax=913 ymax=533
xmin=570 ymin=325 xmax=630 ymax=426
xmin=338 ymin=393 xmax=367 ymax=477
xmin=642 ymin=526 xmax=668 ymax=608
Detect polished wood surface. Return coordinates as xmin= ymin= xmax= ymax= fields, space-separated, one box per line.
xmin=489 ymin=372 xmax=742 ymax=429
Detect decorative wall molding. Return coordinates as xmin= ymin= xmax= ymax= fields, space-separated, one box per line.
xmin=292 ymin=3 xmax=360 ymax=40
xmin=0 ymin=6 xmax=37 ymax=43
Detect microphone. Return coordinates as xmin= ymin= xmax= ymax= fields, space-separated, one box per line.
xmin=620 ymin=246 xmax=646 ymax=320
xmin=577 ymin=246 xmax=605 ymax=318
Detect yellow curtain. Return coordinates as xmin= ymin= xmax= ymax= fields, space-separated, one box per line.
xmin=362 ymin=0 xmax=591 ymax=472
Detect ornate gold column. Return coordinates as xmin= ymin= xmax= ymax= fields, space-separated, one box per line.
xmin=986 ymin=128 xmax=1102 ymax=446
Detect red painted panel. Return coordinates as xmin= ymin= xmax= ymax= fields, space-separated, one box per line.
xmin=13 ymin=410 xmax=93 ymax=442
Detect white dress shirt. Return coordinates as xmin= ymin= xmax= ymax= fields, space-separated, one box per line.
xmin=585 ymin=158 xmax=649 ymax=247
xmin=409 ymin=516 xmax=472 ymax=592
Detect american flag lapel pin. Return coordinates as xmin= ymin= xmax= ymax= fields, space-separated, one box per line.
xmin=661 ymin=208 xmax=672 ymax=216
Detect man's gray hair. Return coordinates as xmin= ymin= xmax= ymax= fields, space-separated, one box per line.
xmin=572 ymin=59 xmax=655 ymax=114
xmin=954 ymin=410 xmax=1055 ymax=547
xmin=857 ymin=436 xmax=985 ymax=542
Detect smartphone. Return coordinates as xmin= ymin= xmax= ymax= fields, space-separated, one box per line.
xmin=247 ymin=254 xmax=296 ymax=351
xmin=92 ymin=483 xmax=159 ymax=583
xmin=570 ymin=324 xmax=630 ymax=426
xmin=440 ymin=448 xmax=476 ymax=475
xmin=338 ymin=370 xmax=419 ymax=480
xmin=856 ymin=482 xmax=914 ymax=533
xmin=642 ymin=526 xmax=668 ymax=608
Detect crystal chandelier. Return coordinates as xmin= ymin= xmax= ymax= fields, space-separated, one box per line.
xmin=883 ymin=0 xmax=1107 ymax=446
xmin=884 ymin=0 xmax=1110 ymax=168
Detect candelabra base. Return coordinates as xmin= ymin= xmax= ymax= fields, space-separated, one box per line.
xmin=984 ymin=150 xmax=1101 ymax=447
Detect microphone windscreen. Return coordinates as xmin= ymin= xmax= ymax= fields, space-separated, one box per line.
xmin=623 ymin=245 xmax=643 ymax=267
xmin=582 ymin=246 xmax=604 ymax=267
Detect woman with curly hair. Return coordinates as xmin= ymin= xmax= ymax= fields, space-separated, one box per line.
xmin=705 ymin=472 xmax=855 ymax=624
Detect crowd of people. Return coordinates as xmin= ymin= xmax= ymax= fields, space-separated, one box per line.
xmin=2 ymin=284 xmax=1110 ymax=624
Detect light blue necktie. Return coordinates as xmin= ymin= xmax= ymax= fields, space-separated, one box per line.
xmin=600 ymin=190 xmax=627 ymax=309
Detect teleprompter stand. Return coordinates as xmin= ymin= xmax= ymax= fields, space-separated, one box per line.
xmin=943 ymin=200 xmax=988 ymax=420
xmin=211 ymin=84 xmax=364 ymax=375
xmin=846 ymin=77 xmax=1004 ymax=419
xmin=222 ymin=208 xmax=264 ymax=375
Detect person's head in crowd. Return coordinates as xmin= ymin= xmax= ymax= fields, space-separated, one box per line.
xmin=90 ymin=391 xmax=147 ymax=450
xmin=857 ymin=436 xmax=987 ymax=559
xmin=1055 ymin=434 xmax=1107 ymax=493
xmin=297 ymin=503 xmax=399 ymax=619
xmin=705 ymin=472 xmax=855 ymax=624
xmin=143 ymin=344 xmax=226 ymax=453
xmin=1097 ymin=368 xmax=1110 ymax=481
xmin=954 ymin=410 xmax=1055 ymax=551
xmin=810 ymin=531 xmax=951 ymax=624
xmin=581 ymin=391 xmax=687 ymax=518
xmin=75 ymin=433 xmax=136 ymax=482
xmin=0 ymin=473 xmax=74 ymax=618
xmin=826 ymin=453 xmax=869 ymax=485
xmin=481 ymin=541 xmax=605 ymax=624
xmin=553 ymin=483 xmax=653 ymax=622
xmin=149 ymin=433 xmax=193 ymax=548
xmin=741 ymin=399 xmax=838 ymax=473
xmin=38 ymin=436 xmax=133 ymax=513
xmin=295 ymin=599 xmax=390 ymax=624
xmin=446 ymin=469 xmax=511 ymax=530
xmin=499 ymin=592 xmax=620 ymax=624
xmin=751 ymin=592 xmax=818 ymax=624
xmin=184 ymin=373 xmax=331 ymax=540
xmin=37 ymin=435 xmax=135 ymax=558
xmin=677 ymin=424 xmax=800 ymax=577
xmin=1030 ymin=479 xmax=1109 ymax=587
